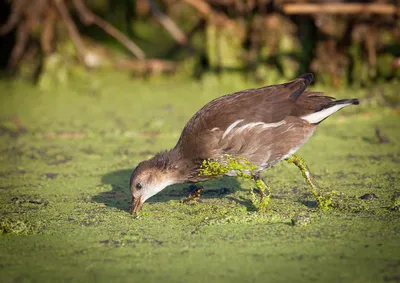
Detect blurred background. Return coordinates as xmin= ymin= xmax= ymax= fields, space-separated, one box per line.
xmin=0 ymin=2 xmax=400 ymax=281
xmin=0 ymin=0 xmax=399 ymax=88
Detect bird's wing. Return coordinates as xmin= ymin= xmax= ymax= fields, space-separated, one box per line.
xmin=175 ymin=74 xmax=327 ymax=160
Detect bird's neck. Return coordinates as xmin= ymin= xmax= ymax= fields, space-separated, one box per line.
xmin=150 ymin=148 xmax=196 ymax=184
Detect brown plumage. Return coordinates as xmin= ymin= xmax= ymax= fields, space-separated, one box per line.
xmin=129 ymin=73 xmax=359 ymax=215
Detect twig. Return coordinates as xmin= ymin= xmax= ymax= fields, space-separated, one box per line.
xmin=283 ymin=3 xmax=399 ymax=15
xmin=54 ymin=0 xmax=87 ymax=66
xmin=41 ymin=4 xmax=57 ymax=55
xmin=365 ymin=28 xmax=377 ymax=68
xmin=8 ymin=21 xmax=30 ymax=69
xmin=164 ymin=19 xmax=204 ymax=57
xmin=71 ymin=0 xmax=95 ymax=24
xmin=375 ymin=126 xmax=390 ymax=144
xmin=392 ymin=58 xmax=400 ymax=70
xmin=146 ymin=0 xmax=188 ymax=45
xmin=72 ymin=0 xmax=145 ymax=60
xmin=182 ymin=0 xmax=212 ymax=16
xmin=0 ymin=0 xmax=28 ymax=35
xmin=8 ymin=115 xmax=26 ymax=132
xmin=114 ymin=59 xmax=177 ymax=74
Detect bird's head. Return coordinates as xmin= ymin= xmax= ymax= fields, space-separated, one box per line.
xmin=129 ymin=152 xmax=178 ymax=216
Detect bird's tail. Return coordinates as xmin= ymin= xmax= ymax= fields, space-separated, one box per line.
xmin=301 ymin=99 xmax=359 ymax=124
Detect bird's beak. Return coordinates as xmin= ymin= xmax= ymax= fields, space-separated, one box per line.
xmin=130 ymin=196 xmax=143 ymax=216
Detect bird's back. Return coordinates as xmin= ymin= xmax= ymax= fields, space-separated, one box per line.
xmin=173 ymin=74 xmax=357 ymax=176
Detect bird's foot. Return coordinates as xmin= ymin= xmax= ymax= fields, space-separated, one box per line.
xmin=286 ymin=155 xmax=336 ymax=211
xmin=182 ymin=185 xmax=204 ymax=204
xmin=254 ymin=176 xmax=271 ymax=213
xmin=286 ymin=154 xmax=321 ymax=196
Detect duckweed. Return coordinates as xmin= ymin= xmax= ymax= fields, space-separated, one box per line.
xmin=0 ymin=74 xmax=399 ymax=283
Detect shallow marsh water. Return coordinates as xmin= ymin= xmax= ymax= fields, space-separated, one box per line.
xmin=0 ymin=73 xmax=399 ymax=282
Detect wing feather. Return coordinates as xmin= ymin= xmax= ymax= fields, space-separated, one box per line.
xmin=174 ymin=74 xmax=326 ymax=161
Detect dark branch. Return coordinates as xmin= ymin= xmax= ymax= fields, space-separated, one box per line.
xmin=0 ymin=0 xmax=29 ymax=35
xmin=146 ymin=0 xmax=188 ymax=46
xmin=72 ymin=0 xmax=145 ymax=60
xmin=54 ymin=0 xmax=87 ymax=67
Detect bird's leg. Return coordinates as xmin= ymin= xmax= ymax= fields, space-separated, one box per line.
xmin=253 ymin=173 xmax=271 ymax=212
xmin=285 ymin=154 xmax=321 ymax=197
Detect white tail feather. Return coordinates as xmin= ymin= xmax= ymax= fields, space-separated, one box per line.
xmin=301 ymin=103 xmax=351 ymax=124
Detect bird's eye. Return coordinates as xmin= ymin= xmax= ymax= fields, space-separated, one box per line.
xmin=136 ymin=183 xmax=142 ymax=189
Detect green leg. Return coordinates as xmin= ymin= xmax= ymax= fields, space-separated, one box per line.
xmin=286 ymin=154 xmax=321 ymax=197
xmin=286 ymin=154 xmax=337 ymax=211
xmin=253 ymin=174 xmax=271 ymax=212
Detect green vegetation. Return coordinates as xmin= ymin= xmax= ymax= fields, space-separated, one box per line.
xmin=0 ymin=73 xmax=399 ymax=282
xmin=286 ymin=154 xmax=338 ymax=211
xmin=199 ymin=155 xmax=271 ymax=211
xmin=199 ymin=155 xmax=258 ymax=179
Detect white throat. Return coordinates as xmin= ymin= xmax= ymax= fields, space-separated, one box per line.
xmin=143 ymin=178 xmax=176 ymax=202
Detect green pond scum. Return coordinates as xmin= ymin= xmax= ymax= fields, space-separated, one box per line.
xmin=0 ymin=72 xmax=399 ymax=282
xmin=199 ymin=155 xmax=271 ymax=211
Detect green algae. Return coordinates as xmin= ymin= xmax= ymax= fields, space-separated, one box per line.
xmin=0 ymin=219 xmax=41 ymax=235
xmin=199 ymin=155 xmax=272 ymax=212
xmin=199 ymin=155 xmax=258 ymax=179
xmin=282 ymin=154 xmax=369 ymax=212
xmin=290 ymin=212 xmax=311 ymax=226
xmin=0 ymin=74 xmax=399 ymax=282
xmin=285 ymin=154 xmax=336 ymax=211
xmin=390 ymin=192 xmax=400 ymax=211
xmin=254 ymin=178 xmax=271 ymax=212
xmin=199 ymin=155 xmax=271 ymax=211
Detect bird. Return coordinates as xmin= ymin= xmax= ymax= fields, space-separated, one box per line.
xmin=129 ymin=73 xmax=359 ymax=216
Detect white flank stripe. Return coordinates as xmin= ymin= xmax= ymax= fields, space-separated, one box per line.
xmin=222 ymin=119 xmax=244 ymax=139
xmin=301 ymin=104 xmax=351 ymax=124
xmin=235 ymin=122 xmax=265 ymax=134
xmin=223 ymin=120 xmax=286 ymax=139
xmin=261 ymin=120 xmax=286 ymax=129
